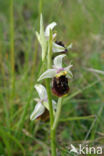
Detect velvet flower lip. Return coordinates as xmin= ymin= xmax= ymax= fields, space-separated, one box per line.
xmin=30 ymin=84 xmax=56 ymax=121
xmin=38 ymin=54 xmax=73 ymax=97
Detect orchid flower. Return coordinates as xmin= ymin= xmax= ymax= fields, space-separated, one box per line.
xmin=38 ymin=54 xmax=73 ymax=97
xmin=36 ymin=14 xmax=72 ymax=60
xmin=38 ymin=54 xmax=73 ymax=81
xmin=30 ymin=84 xmax=56 ymax=121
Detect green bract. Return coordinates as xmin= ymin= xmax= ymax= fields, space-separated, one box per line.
xmin=36 ymin=14 xmax=47 ymax=61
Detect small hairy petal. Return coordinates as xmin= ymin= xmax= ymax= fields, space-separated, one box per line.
xmin=66 ymin=71 xmax=73 ymax=79
xmin=34 ymin=84 xmax=47 ymax=100
xmin=45 ymin=22 xmax=57 ymax=37
xmin=30 ymin=102 xmax=45 ymax=121
xmin=65 ymin=64 xmax=73 ymax=71
xmin=52 ymin=42 xmax=66 ymax=53
xmin=65 ymin=65 xmax=73 ymax=78
xmin=54 ymin=54 xmax=66 ymax=69
xmin=38 ymin=69 xmax=57 ymax=81
xmin=67 ymin=43 xmax=72 ymax=49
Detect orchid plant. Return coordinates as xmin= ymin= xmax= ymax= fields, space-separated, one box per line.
xmin=30 ymin=14 xmax=73 ymax=156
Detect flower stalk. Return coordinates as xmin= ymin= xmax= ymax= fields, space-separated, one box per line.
xmin=46 ymin=80 xmax=56 ymax=156
xmin=52 ymin=97 xmax=63 ymax=130
xmin=46 ymin=29 xmax=56 ymax=156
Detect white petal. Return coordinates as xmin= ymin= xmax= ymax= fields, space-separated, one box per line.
xmin=38 ymin=69 xmax=57 ymax=81
xmin=52 ymin=42 xmax=65 ymax=53
xmin=30 ymin=102 xmax=45 ymax=120
xmin=34 ymin=84 xmax=47 ymax=100
xmin=67 ymin=43 xmax=72 ymax=49
xmin=54 ymin=54 xmax=66 ymax=69
xmin=45 ymin=22 xmax=57 ymax=37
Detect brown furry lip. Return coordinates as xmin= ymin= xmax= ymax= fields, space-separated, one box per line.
xmin=52 ymin=75 xmax=70 ymax=97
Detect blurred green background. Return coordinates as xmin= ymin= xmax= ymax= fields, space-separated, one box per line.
xmin=0 ymin=0 xmax=104 ymax=155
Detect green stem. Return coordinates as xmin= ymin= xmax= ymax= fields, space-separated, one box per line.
xmin=47 ymin=35 xmax=52 ymax=68
xmin=53 ymin=98 xmax=63 ymax=130
xmin=46 ymin=80 xmax=54 ymax=124
xmin=46 ymin=80 xmax=56 ymax=156
xmin=39 ymin=0 xmax=42 ymax=15
xmin=59 ymin=115 xmax=95 ymax=122
xmin=10 ymin=0 xmax=15 ymax=119
xmin=10 ymin=0 xmax=15 ymax=97
xmin=45 ymin=29 xmax=56 ymax=156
